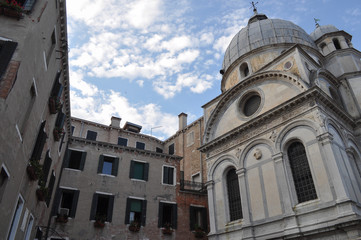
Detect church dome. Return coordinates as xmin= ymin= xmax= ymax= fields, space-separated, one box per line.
xmin=222 ymin=14 xmax=318 ymax=72
xmin=310 ymin=25 xmax=339 ymax=41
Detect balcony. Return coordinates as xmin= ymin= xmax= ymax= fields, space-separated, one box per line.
xmin=180 ymin=179 xmax=207 ymax=194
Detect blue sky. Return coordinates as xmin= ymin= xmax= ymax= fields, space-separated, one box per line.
xmin=66 ymin=0 xmax=361 ymax=139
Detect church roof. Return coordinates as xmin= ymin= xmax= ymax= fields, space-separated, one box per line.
xmin=222 ymin=14 xmax=317 ymax=72
xmin=310 ymin=24 xmax=340 ymax=41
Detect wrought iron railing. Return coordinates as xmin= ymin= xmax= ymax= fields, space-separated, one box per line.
xmin=180 ymin=180 xmax=207 ymax=193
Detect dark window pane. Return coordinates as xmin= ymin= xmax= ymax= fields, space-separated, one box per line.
xmin=102 ymin=158 xmax=113 ymax=175
xmin=168 ymin=144 xmax=174 ymax=155
xmin=136 ymin=142 xmax=145 ymax=150
xmin=118 ymin=137 xmax=128 ymax=146
xmin=86 ymin=130 xmax=97 ymax=141
xmin=156 ymin=147 xmax=163 ymax=153
xmin=133 ymin=162 xmax=144 ymax=180
xmin=243 ymin=95 xmax=261 ymax=116
xmin=288 ymin=142 xmax=317 ymax=203
xmin=227 ymin=169 xmax=242 ymax=221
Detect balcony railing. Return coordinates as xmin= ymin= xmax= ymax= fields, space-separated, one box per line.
xmin=180 ymin=180 xmax=207 ymax=194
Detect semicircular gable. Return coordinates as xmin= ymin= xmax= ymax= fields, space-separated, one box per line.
xmin=240 ymin=140 xmax=274 ymax=169
xmin=207 ymin=154 xmax=238 ymax=180
xmin=203 ymin=71 xmax=309 ymax=143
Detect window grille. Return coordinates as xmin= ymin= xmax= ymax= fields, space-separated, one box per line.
xmin=287 ymin=142 xmax=317 ymax=203
xmin=226 ymin=169 xmax=242 ymax=221
xmin=243 ymin=95 xmax=261 ymax=117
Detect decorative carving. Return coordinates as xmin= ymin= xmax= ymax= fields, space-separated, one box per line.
xmin=269 ymin=130 xmax=277 ymax=142
xmin=235 ymin=147 xmax=242 ymax=159
xmin=253 ymin=148 xmax=262 ymax=160
xmin=316 ymin=111 xmax=326 ymax=129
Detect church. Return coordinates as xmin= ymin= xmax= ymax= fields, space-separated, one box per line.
xmin=200 ymin=5 xmax=361 ymax=240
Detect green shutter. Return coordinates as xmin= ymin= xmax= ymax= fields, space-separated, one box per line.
xmin=141 ymin=200 xmax=147 ymax=226
xmin=31 ymin=121 xmax=47 ymax=161
xmin=112 ymin=157 xmax=119 ymax=176
xmin=201 ymin=207 xmax=207 ymax=231
xmin=158 ymin=202 xmax=163 ymax=228
xmin=169 ymin=167 xmax=174 ymax=185
xmin=46 ymin=172 xmax=55 ymax=206
xmin=189 ymin=206 xmax=195 ymax=230
xmin=172 ymin=204 xmax=177 ymax=229
xmin=89 ymin=193 xmax=98 ymax=220
xmin=70 ymin=190 xmax=80 ymax=218
xmin=0 ymin=40 xmax=17 ymax=79
xmin=163 ymin=166 xmax=168 ymax=184
xmin=129 ymin=161 xmax=134 ymax=179
xmin=125 ymin=198 xmax=131 ymax=224
xmin=144 ymin=163 xmax=149 ymax=181
xmin=97 ymin=155 xmax=104 ymax=173
xmin=41 ymin=152 xmax=52 ymax=185
xmin=51 ymin=188 xmax=63 ymax=216
xmin=79 ymin=152 xmax=87 ymax=171
xmin=107 ymin=195 xmax=114 ymax=222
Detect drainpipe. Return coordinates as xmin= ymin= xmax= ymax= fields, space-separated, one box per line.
xmin=199 ymin=119 xmax=203 ymax=183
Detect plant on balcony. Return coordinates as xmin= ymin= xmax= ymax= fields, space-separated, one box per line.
xmin=162 ymin=222 xmax=173 ymax=235
xmin=27 ymin=159 xmax=43 ymax=181
xmin=55 ymin=213 xmax=69 ymax=223
xmin=193 ymin=225 xmax=206 ymax=239
xmin=0 ymin=0 xmax=23 ymax=19
xmin=94 ymin=214 xmax=106 ymax=228
xmin=53 ymin=127 xmax=64 ymax=141
xmin=128 ymin=221 xmax=140 ymax=232
xmin=48 ymin=96 xmax=62 ymax=114
xmin=36 ymin=184 xmax=48 ymax=202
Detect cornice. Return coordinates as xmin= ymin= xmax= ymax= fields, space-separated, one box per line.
xmin=324 ymin=47 xmax=361 ymax=59
xmin=313 ymin=30 xmax=352 ymax=45
xmin=70 ymin=136 xmax=182 ymax=160
xmin=199 ymin=87 xmax=355 ymax=153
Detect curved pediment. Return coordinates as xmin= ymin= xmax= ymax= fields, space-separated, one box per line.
xmin=203 ymin=71 xmax=308 ymax=144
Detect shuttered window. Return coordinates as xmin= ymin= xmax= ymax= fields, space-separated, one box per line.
xmin=158 ymin=202 xmax=177 ymax=229
xmin=129 ymin=160 xmax=149 ymax=181
xmin=0 ymin=40 xmax=17 ymax=80
xmin=136 ymin=142 xmax=145 ymax=150
xmin=53 ymin=188 xmax=80 ymax=218
xmin=30 ymin=121 xmax=47 ymax=161
xmin=125 ymin=198 xmax=147 ymax=226
xmin=162 ymin=166 xmax=175 ymax=185
xmin=89 ymin=193 xmax=114 ymax=222
xmin=97 ymin=155 xmax=119 ymax=176
xmin=189 ymin=206 xmax=207 ymax=231
xmin=86 ymin=130 xmax=97 ymax=141
xmin=40 ymin=151 xmax=52 ymax=186
xmin=46 ymin=171 xmax=56 ymax=206
xmin=64 ymin=149 xmax=87 ymax=171
xmin=118 ymin=137 xmax=128 ymax=146
xmin=168 ymin=144 xmax=174 ymax=155
xmin=288 ymin=142 xmax=317 ymax=203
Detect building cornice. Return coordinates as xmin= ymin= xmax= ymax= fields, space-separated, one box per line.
xmin=70 ymin=136 xmax=182 ymax=160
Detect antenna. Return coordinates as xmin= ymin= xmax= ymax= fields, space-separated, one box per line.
xmin=314 ymin=18 xmax=320 ymax=27
xmin=150 ymin=126 xmax=162 ymax=136
xmin=250 ymin=1 xmax=259 ymax=14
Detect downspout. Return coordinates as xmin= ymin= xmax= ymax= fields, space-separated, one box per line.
xmin=199 ymin=118 xmax=203 ymax=183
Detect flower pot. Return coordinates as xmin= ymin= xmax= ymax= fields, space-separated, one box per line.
xmin=94 ymin=221 xmax=105 ymax=228
xmin=36 ymin=189 xmax=46 ymax=201
xmin=27 ymin=165 xmax=38 ymax=181
xmin=53 ymin=129 xmax=62 ymax=141
xmin=194 ymin=230 xmax=206 ymax=238
xmin=48 ymin=97 xmax=57 ymax=114
xmin=55 ymin=215 xmax=68 ymax=223
xmin=129 ymin=225 xmax=140 ymax=232
xmin=162 ymin=228 xmax=173 ymax=235
xmin=3 ymin=8 xmax=22 ymax=20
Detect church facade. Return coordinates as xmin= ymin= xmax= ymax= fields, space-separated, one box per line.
xmin=201 ymin=10 xmax=361 ymax=240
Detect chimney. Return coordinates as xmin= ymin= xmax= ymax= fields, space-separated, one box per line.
xmin=178 ymin=112 xmax=187 ymax=131
xmin=110 ymin=116 xmax=121 ymax=128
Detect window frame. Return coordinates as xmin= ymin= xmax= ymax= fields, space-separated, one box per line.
xmin=97 ymin=154 xmax=119 ymax=176
xmin=158 ymin=201 xmax=177 ymax=229
xmin=135 ymin=141 xmax=145 ymax=150
xmin=89 ymin=192 xmax=115 ymax=223
xmin=124 ymin=197 xmax=147 ymax=226
xmin=226 ymin=168 xmax=243 ymax=222
xmin=86 ymin=130 xmax=97 ymax=141
xmin=118 ymin=137 xmax=128 ymax=146
xmin=53 ymin=187 xmax=80 ymax=218
xmin=129 ymin=160 xmax=149 ymax=181
xmin=189 ymin=206 xmax=207 ymax=231
xmin=162 ymin=165 xmax=176 ymax=186
xmin=64 ymin=149 xmax=87 ymax=171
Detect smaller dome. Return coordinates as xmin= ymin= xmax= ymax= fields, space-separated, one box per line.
xmin=310 ymin=25 xmax=339 ymax=41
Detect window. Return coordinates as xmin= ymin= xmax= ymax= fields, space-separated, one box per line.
xmin=64 ymin=149 xmax=87 ymax=170
xmin=46 ymin=29 xmax=56 ymax=65
xmin=71 ymin=126 xmax=75 ymax=135
xmin=168 ymin=143 xmax=174 ymax=155
xmin=226 ymin=168 xmax=242 ymax=221
xmin=0 ymin=40 xmax=17 ymax=80
xmin=0 ymin=165 xmax=9 ymax=203
xmin=287 ymin=142 xmax=317 ymax=203
xmin=333 ymin=38 xmax=341 ymax=50
xmin=239 ymin=62 xmax=250 ymax=78
xmin=156 ymin=147 xmax=163 ymax=153
xmin=17 ymin=0 xmax=37 ymax=12
xmin=97 ymin=155 xmax=119 ymax=176
xmin=90 ymin=193 xmax=114 ymax=222
xmin=30 ymin=121 xmax=47 ymax=161
xmin=136 ymin=141 xmax=145 ymax=150
xmin=86 ymin=130 xmax=97 ymax=141
xmin=242 ymin=94 xmax=261 ymax=117
xmin=129 ymin=160 xmax=149 ymax=181
xmin=118 ymin=137 xmax=128 ymax=146
xmin=189 ymin=206 xmax=207 ymax=231
xmin=162 ymin=166 xmax=175 ymax=185
xmin=158 ymin=202 xmax=177 ymax=229
xmin=7 ymin=195 xmax=24 ymax=240
xmin=53 ymin=188 xmax=80 ymax=218
xmin=187 ymin=131 xmax=194 ymax=146
xmin=125 ymin=198 xmax=147 ymax=226
xmin=24 ymin=214 xmax=34 ymax=240
xmin=55 ymin=111 xmax=65 ymax=129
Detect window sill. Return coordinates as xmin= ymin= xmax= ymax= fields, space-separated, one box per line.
xmin=161 ymin=183 xmax=176 ymax=186
xmin=64 ymin=168 xmax=82 ymax=172
xmin=225 ymin=219 xmax=243 ymax=227
xmin=98 ymin=173 xmax=115 ymax=178
xmin=294 ymin=198 xmax=320 ymax=209
xmin=130 ymin=178 xmax=146 ymax=182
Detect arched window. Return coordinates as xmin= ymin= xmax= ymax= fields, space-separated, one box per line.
xmin=226 ymin=169 xmax=242 ymax=221
xmin=287 ymin=142 xmax=317 ymax=203
xmin=319 ymin=42 xmax=327 ymax=54
xmin=333 ymin=38 xmax=341 ymax=50
xmin=239 ymin=62 xmax=250 ymax=78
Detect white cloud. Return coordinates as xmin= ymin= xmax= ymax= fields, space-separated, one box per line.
xmin=136 ymin=80 xmax=144 ymax=87
xmin=125 ymin=0 xmax=162 ymax=29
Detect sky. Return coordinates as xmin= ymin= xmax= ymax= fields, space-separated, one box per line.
xmin=66 ymin=0 xmax=361 ymax=140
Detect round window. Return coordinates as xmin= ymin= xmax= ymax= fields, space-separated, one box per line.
xmin=242 ymin=94 xmax=261 ymax=117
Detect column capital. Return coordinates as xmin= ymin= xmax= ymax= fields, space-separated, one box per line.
xmin=205 ymin=180 xmax=214 ymax=190
xmin=317 ymin=132 xmax=333 ymax=145
xmin=272 ymin=152 xmax=283 ymax=163
xmin=236 ymin=168 xmax=246 ymax=176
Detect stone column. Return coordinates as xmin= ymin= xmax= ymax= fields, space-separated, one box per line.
xmin=317 ymin=132 xmax=349 ymax=201
xmin=236 ymin=168 xmax=251 ymax=225
xmin=340 ymin=37 xmax=349 ymax=49
xmin=205 ymin=180 xmax=217 ymax=235
xmin=327 ymin=41 xmax=336 ymax=53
